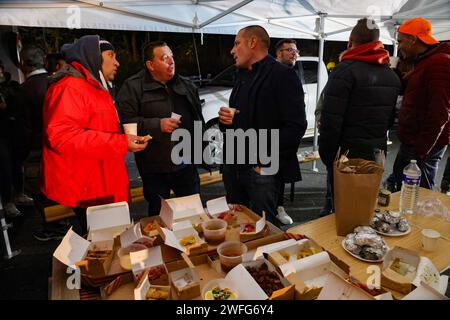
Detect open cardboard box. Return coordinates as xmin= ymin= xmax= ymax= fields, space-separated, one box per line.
xmin=381 ymin=246 xmax=448 ymax=295
xmin=317 ymin=271 xmax=393 ymax=300
xmin=240 ymin=259 xmax=295 ymax=300
xmin=159 ymin=220 xmax=208 ymax=256
xmin=165 ymin=253 xmax=207 ymax=300
xmin=206 ymin=197 xmax=270 ymax=243
xmin=53 ymin=202 xmax=150 ymax=286
xmin=282 ymin=251 xmax=350 ymax=300
xmin=54 ymin=227 xmax=130 ymax=285
xmin=140 ymin=215 xmax=165 ymax=240
xmin=402 ymin=282 xmax=449 ymax=300
xmin=159 ymin=194 xmax=209 ymax=229
xmin=265 ymin=238 xmax=323 ymax=268
xmin=134 ymin=269 xmax=171 ymax=300
xmin=130 ymin=246 xmax=169 ymax=286
xmin=86 ymin=201 xmax=132 ymax=241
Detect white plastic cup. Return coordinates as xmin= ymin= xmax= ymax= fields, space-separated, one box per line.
xmin=171 ymin=112 xmax=182 ymax=121
xmin=421 ymin=229 xmax=440 ymax=252
xmin=123 ymin=123 xmax=137 ymax=135
xmin=217 ymin=241 xmax=247 ymax=272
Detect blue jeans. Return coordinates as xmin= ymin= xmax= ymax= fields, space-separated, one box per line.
xmin=322 ymin=164 xmax=334 ymax=215
xmin=222 ymin=165 xmax=281 ymax=227
xmin=141 ymin=165 xmax=200 ymax=215
xmin=392 ymin=144 xmax=447 ymax=191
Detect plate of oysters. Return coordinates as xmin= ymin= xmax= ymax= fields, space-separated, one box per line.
xmin=342 ymin=226 xmax=389 ymax=263
xmin=370 ymin=210 xmax=411 ymax=237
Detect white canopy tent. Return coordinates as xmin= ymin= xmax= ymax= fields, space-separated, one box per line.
xmin=1 ymin=0 xmax=449 ymax=167
xmin=0 ymin=0 xmax=449 ymax=42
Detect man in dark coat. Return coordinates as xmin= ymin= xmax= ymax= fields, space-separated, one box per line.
xmin=116 ymin=41 xmax=205 ymax=216
xmin=318 ymin=18 xmax=401 ymax=216
xmin=8 ymin=46 xmax=49 ymax=216
xmin=391 ymin=17 xmax=450 ymax=190
xmin=219 ymin=26 xmax=307 ymax=227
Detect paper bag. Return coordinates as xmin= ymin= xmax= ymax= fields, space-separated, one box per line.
xmin=333 ymin=155 xmax=384 ymax=236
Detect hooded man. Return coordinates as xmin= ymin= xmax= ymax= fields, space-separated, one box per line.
xmin=40 ymin=35 xmax=148 ymax=235
xmin=391 ymin=17 xmax=450 ymax=190
xmin=318 ymin=18 xmax=401 ymax=216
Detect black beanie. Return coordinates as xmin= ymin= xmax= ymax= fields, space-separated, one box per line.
xmin=99 ymin=38 xmax=115 ymax=52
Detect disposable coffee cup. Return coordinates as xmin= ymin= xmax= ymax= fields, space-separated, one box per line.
xmin=123 ymin=123 xmax=137 ymax=135
xmin=421 ymin=229 xmax=440 ymax=252
xmin=171 ymin=112 xmax=182 ymax=121
xmin=389 ymin=56 xmax=399 ymax=69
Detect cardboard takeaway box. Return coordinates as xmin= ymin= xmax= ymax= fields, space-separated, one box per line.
xmin=130 ymin=246 xmax=169 ymax=286
xmin=134 ymin=271 xmax=172 ymax=300
xmin=239 ymin=259 xmax=295 ymax=300
xmin=206 ymin=196 xmax=268 ymax=242
xmin=256 ymin=237 xmax=350 ymax=300
xmin=53 ymin=202 xmax=133 ymax=281
xmin=381 ymin=246 xmax=449 ymax=295
xmin=159 ymin=194 xmax=209 ymax=229
xmin=317 ymin=271 xmax=393 ymax=300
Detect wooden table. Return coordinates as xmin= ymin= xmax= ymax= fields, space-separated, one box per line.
xmin=288 ymin=188 xmax=450 ymax=292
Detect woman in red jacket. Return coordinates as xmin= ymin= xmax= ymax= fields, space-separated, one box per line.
xmin=40 ymin=35 xmax=148 ymax=235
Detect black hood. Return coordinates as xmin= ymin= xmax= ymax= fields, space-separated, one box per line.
xmin=61 ymin=35 xmax=102 ymax=84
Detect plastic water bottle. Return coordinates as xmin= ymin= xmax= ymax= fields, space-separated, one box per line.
xmin=399 ymin=160 xmax=421 ymax=215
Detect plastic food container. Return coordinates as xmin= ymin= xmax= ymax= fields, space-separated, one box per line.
xmin=202 ymin=219 xmax=227 ymax=244
xmin=117 ymin=243 xmax=147 ymax=271
xmin=216 ymin=241 xmax=247 ymax=272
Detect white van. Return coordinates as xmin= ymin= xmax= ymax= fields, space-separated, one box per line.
xmin=200 ymin=56 xmax=328 ymax=139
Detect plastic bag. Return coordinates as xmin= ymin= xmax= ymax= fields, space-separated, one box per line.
xmin=416 ymin=197 xmax=450 ymax=221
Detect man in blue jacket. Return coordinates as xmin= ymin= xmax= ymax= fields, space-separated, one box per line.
xmin=219 ymin=25 xmax=307 ymax=227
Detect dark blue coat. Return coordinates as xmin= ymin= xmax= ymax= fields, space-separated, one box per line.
xmin=221 ymin=55 xmax=307 ymax=183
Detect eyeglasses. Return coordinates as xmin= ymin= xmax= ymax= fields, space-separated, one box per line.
xmin=280 ymin=48 xmax=299 ymax=55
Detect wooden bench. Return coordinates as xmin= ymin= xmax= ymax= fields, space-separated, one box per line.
xmin=43 ymin=170 xmax=223 ymax=223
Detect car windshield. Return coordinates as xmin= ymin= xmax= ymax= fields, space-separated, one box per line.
xmin=208 ymin=64 xmax=237 ymax=87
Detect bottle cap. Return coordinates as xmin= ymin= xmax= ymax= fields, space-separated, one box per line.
xmin=411 ymin=159 xmax=417 ymax=164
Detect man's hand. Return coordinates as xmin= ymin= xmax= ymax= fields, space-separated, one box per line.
xmin=127 ymin=134 xmax=148 ymax=152
xmin=160 ymin=118 xmax=180 ymax=133
xmin=218 ymin=106 xmax=238 ymax=125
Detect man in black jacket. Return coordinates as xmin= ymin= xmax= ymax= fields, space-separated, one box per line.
xmin=219 ymin=26 xmax=307 ymax=227
xmin=9 ymin=46 xmax=49 ymax=215
xmin=116 ymin=41 xmax=205 ymax=215
xmin=318 ymin=18 xmax=401 ymax=216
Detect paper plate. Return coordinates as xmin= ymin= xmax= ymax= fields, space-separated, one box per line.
xmin=375 ymin=225 xmax=411 ymax=237
xmin=341 ymin=240 xmax=388 ymax=263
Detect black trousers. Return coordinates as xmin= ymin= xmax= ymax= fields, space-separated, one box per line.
xmin=141 ymin=164 xmax=200 ymax=216
xmin=73 ymin=207 xmax=88 ymax=236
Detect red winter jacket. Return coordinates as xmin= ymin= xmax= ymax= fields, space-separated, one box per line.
xmin=40 ymin=61 xmax=130 ymax=208
xmin=398 ymin=42 xmax=450 ymax=157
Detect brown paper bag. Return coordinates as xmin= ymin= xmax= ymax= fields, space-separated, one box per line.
xmin=333 ymin=155 xmax=384 ymax=236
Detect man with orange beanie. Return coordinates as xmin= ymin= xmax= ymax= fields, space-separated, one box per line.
xmin=390 ymin=17 xmax=450 ymax=190
xmin=318 ymin=18 xmax=401 ymax=216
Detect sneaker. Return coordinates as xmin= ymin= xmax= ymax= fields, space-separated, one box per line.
xmin=14 ymin=193 xmax=34 ymax=206
xmin=276 ymin=206 xmax=293 ymax=225
xmin=5 ymin=202 xmax=22 ymax=218
xmin=33 ymin=227 xmax=66 ymax=241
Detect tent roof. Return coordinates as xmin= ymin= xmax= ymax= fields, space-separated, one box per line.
xmin=1 ymin=0 xmax=449 ymax=43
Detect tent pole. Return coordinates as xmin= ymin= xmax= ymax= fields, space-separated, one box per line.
xmin=312 ymin=12 xmax=326 ymax=173
xmin=393 ymin=25 xmax=399 ymax=57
